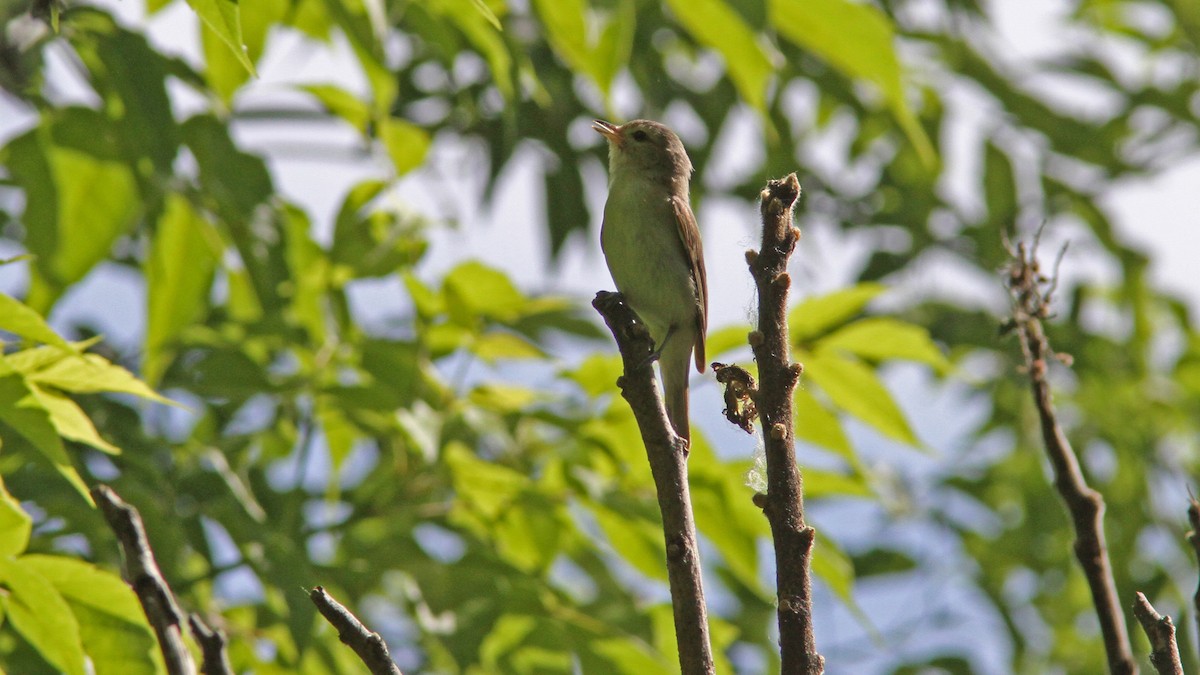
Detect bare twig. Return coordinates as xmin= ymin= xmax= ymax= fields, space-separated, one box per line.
xmin=92 ymin=485 xmax=197 ymax=675
xmin=309 ymin=586 xmax=403 ymax=675
xmin=745 ymin=173 xmax=823 ymax=674
xmin=592 ymin=291 xmax=715 ymax=675
xmin=189 ymin=614 xmax=233 ymax=675
xmin=1185 ymin=491 xmax=1200 ymax=622
xmin=1132 ymin=593 xmax=1183 ymax=675
xmin=1003 ymin=236 xmax=1136 ymax=675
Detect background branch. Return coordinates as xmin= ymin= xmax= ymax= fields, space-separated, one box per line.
xmin=1003 ymin=238 xmax=1137 ymax=675
xmin=189 ymin=614 xmax=233 ymax=675
xmin=92 ymin=485 xmax=199 ymax=675
xmin=592 ymin=290 xmax=715 ymax=675
xmin=309 ymin=586 xmax=403 ymax=675
xmin=1133 ymin=592 xmax=1183 ymax=675
xmin=746 ymin=173 xmax=823 ymax=674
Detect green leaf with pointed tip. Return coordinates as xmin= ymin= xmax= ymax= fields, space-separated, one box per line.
xmin=28 ymin=383 xmax=120 ymax=455
xmin=666 ymin=0 xmax=774 ymax=112
xmin=820 ymin=317 xmax=950 ymax=373
xmin=29 ymin=354 xmax=179 ymax=408
xmin=187 ymin=0 xmax=256 ymax=76
xmin=0 ymin=556 xmax=86 ymax=675
xmin=803 ymin=348 xmax=919 ymax=446
xmin=0 ymin=293 xmax=74 ymax=352
xmin=145 ymin=194 xmax=217 ymax=387
xmin=769 ymin=0 xmax=934 ymax=164
xmin=0 ymin=480 xmax=31 ymax=557
xmin=790 ymin=283 xmax=887 ymax=342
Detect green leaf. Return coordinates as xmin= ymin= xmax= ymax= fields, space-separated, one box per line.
xmin=144 ymin=193 xmax=217 ymax=387
xmin=820 ymin=317 xmax=950 ymax=373
xmin=470 ymin=332 xmax=545 ymax=362
xmin=0 ymin=373 xmax=91 ymax=503
xmin=5 ymin=126 xmax=140 ymax=313
xmin=0 ymin=479 xmax=32 ymax=557
xmin=379 ymin=118 xmax=432 ymax=175
xmin=769 ymin=0 xmax=934 ymax=164
xmin=705 ymin=324 xmax=753 ymax=360
xmin=21 ymin=556 xmax=160 ymax=675
xmin=445 ymin=442 xmax=529 ymax=520
xmin=790 ymin=283 xmax=887 ymax=341
xmin=793 ymin=386 xmax=853 ymax=460
xmin=589 ymin=501 xmax=666 ymax=581
xmin=0 ymin=293 xmax=75 ymax=352
xmin=30 ymin=354 xmax=178 ymax=407
xmin=469 ymin=383 xmax=540 ymax=413
xmin=302 ymin=84 xmax=371 ymax=133
xmin=443 ymin=261 xmax=528 ymax=324
xmin=202 ymin=0 xmax=285 ymax=101
xmin=429 ymin=0 xmax=514 ymax=100
xmin=0 ymin=556 xmax=87 ymax=675
xmin=802 ymin=348 xmax=919 ymax=446
xmin=803 ymin=468 xmax=870 ymax=499
xmin=564 ymin=354 xmax=623 ymax=398
xmin=28 ymin=383 xmax=121 ymax=455
xmin=983 ymin=141 xmax=1017 ymax=225
xmin=187 ymin=0 xmax=257 ymax=76
xmin=666 ymin=0 xmax=774 ymax=112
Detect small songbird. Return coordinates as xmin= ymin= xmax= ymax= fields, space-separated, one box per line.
xmin=592 ymin=119 xmax=708 ymax=444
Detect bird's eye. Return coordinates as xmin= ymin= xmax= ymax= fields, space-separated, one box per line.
xmin=632 ymin=130 xmax=649 ymax=142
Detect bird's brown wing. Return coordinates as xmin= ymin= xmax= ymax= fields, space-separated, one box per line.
xmin=671 ymin=195 xmax=707 ymax=373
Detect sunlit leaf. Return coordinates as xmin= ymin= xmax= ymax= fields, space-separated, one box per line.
xmin=0 ymin=293 xmax=75 ymax=352
xmin=22 ymin=555 xmax=161 ymax=675
xmin=145 ymin=193 xmax=217 ymax=387
xmin=31 ymin=354 xmax=178 ymax=407
xmin=666 ymin=0 xmax=774 ymax=112
xmin=444 ymin=261 xmax=528 ymax=324
xmin=769 ymin=0 xmax=934 ymax=164
xmin=0 ymin=373 xmax=91 ymax=503
xmin=803 ymin=348 xmax=919 ymax=446
xmin=0 ymin=556 xmax=86 ymax=675
xmin=28 ymin=383 xmax=121 ymax=455
xmin=794 ymin=386 xmax=853 ymax=460
xmin=379 ymin=118 xmax=431 ymax=175
xmin=0 ymin=479 xmax=31 ymax=557
xmin=820 ymin=317 xmax=950 ymax=373
xmin=302 ymin=84 xmax=371 ymax=133
xmin=790 ymin=283 xmax=887 ymax=342
xmin=187 ymin=0 xmax=257 ymax=76
xmin=589 ymin=501 xmax=666 ymax=581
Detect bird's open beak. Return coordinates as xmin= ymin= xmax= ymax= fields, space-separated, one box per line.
xmin=592 ymin=119 xmax=622 ymax=147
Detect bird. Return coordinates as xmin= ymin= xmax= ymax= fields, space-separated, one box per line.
xmin=592 ymin=118 xmax=708 ymax=445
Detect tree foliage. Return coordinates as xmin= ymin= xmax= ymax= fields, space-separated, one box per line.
xmin=1 ymin=0 xmax=1199 ymax=672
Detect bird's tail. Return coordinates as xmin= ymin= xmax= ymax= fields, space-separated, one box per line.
xmin=660 ymin=330 xmax=694 ymax=445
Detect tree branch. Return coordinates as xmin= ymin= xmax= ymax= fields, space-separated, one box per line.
xmin=1185 ymin=492 xmax=1200 ymax=622
xmin=309 ymin=586 xmax=403 ymax=675
xmin=592 ymin=291 xmax=715 ymax=675
xmin=189 ymin=614 xmax=233 ymax=675
xmin=1003 ymin=236 xmax=1137 ymax=675
xmin=1132 ymin=593 xmax=1182 ymax=675
xmin=745 ymin=173 xmax=823 ymax=674
xmin=92 ymin=485 xmax=198 ymax=675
